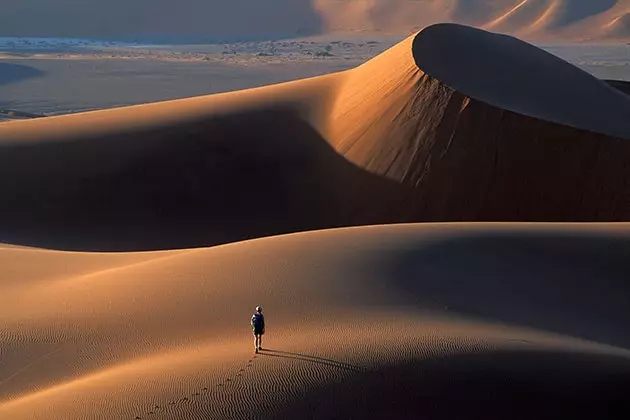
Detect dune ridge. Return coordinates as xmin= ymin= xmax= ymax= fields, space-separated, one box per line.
xmin=2 ymin=22 xmax=630 ymax=418
xmin=2 ymin=24 xmax=630 ymax=250
xmin=1 ymin=223 xmax=630 ymax=419
xmin=603 ymin=12 xmax=630 ymax=38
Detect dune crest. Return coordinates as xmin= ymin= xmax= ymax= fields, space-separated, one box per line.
xmin=1 ymin=223 xmax=630 ymax=419
xmin=483 ymin=0 xmax=622 ymax=35
xmin=603 ymin=12 xmax=630 ymax=38
xmin=330 ymin=23 xmax=630 ymax=175
xmin=2 ymin=24 xmax=630 ymax=250
xmin=2 ymin=223 xmax=630 ymax=419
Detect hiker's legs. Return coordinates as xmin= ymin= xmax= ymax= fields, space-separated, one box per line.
xmin=254 ymin=334 xmax=259 ymax=351
xmin=258 ymin=334 xmax=263 ymax=350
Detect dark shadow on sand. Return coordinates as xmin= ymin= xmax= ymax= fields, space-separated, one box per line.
xmin=0 ymin=62 xmax=44 ymax=87
xmin=549 ymin=1 xmax=617 ymax=27
xmin=385 ymin=232 xmax=630 ymax=349
xmin=0 ymin=106 xmax=409 ymax=251
xmin=259 ymin=349 xmax=362 ymax=372
xmin=605 ymin=79 xmax=630 ymax=96
xmin=275 ymin=348 xmax=630 ymax=420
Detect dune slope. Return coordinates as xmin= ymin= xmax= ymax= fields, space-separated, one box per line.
xmin=1 ymin=223 xmax=630 ymax=419
xmin=2 ymin=24 xmax=630 ymax=250
xmin=0 ymin=78 xmax=407 ymax=250
xmin=330 ymin=24 xmax=630 ymax=223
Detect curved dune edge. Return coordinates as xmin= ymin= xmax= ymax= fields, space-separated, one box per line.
xmin=1 ymin=223 xmax=630 ymax=418
xmin=480 ymin=0 xmax=622 ymax=39
xmin=3 ymin=322 xmax=628 ymax=419
xmin=603 ymin=12 xmax=630 ymax=39
xmin=606 ymin=79 xmax=630 ymax=96
xmin=408 ymin=24 xmax=630 ymax=140
xmin=2 ymin=24 xmax=630 ymax=250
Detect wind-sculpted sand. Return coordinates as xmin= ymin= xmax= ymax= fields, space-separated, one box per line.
xmin=1 ymin=22 xmax=630 ymax=419
xmin=2 ymin=24 xmax=630 ymax=250
xmin=1 ymin=224 xmax=629 ymax=419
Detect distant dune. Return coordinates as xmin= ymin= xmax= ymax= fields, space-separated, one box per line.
xmin=603 ymin=12 xmax=630 ymax=39
xmin=1 ymin=223 xmax=630 ymax=419
xmin=2 ymin=0 xmax=630 ymax=41
xmin=1 ymin=24 xmax=630 ymax=250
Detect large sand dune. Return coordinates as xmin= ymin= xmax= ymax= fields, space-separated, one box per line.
xmin=2 ymin=0 xmax=630 ymax=41
xmin=2 ymin=24 xmax=630 ymax=250
xmin=1 ymin=223 xmax=630 ymax=419
xmin=2 ymin=22 xmax=630 ymax=419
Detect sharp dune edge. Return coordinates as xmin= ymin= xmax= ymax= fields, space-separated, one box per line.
xmin=2 ymin=23 xmax=630 ymax=419
xmin=2 ymin=24 xmax=630 ymax=250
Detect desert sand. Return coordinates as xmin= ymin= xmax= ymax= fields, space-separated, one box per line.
xmin=1 ymin=24 xmax=630 ymax=250
xmin=1 ymin=223 xmax=630 ymax=419
xmin=1 ymin=22 xmax=630 ymax=419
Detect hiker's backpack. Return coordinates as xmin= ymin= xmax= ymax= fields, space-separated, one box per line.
xmin=252 ymin=313 xmax=264 ymax=329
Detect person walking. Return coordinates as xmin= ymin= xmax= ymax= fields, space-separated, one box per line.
xmin=251 ymin=306 xmax=265 ymax=353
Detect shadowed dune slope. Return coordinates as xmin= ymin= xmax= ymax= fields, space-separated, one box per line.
xmin=480 ymin=0 xmax=623 ymax=36
xmin=410 ymin=24 xmax=630 ymax=137
xmin=0 ymin=63 xmax=45 ymax=87
xmin=329 ymin=24 xmax=630 ymax=224
xmin=603 ymin=12 xmax=630 ymax=38
xmin=0 ymin=78 xmax=408 ymax=250
xmin=3 ymin=24 xmax=630 ymax=250
xmin=606 ymin=79 xmax=630 ymax=95
xmin=1 ymin=223 xmax=629 ymax=419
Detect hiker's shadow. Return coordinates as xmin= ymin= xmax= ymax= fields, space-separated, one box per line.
xmin=259 ymin=349 xmax=362 ymax=372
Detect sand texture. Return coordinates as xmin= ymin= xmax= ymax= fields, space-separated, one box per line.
xmin=2 ymin=24 xmax=630 ymax=250
xmin=1 ymin=22 xmax=630 ymax=419
xmin=1 ymin=223 xmax=630 ymax=419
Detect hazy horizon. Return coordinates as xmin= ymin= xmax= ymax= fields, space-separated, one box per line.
xmin=2 ymin=1 xmax=630 ymax=43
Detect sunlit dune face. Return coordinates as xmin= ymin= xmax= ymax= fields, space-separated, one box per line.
xmin=311 ymin=0 xmax=629 ymax=41
xmin=1 ymin=224 xmax=630 ymax=419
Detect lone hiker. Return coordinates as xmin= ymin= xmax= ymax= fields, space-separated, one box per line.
xmin=251 ymin=306 xmax=265 ymax=353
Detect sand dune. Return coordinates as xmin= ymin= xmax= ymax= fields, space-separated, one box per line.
xmin=1 ymin=223 xmax=629 ymax=419
xmin=603 ymin=12 xmax=630 ymax=39
xmin=2 ymin=21 xmax=630 ymax=419
xmin=1 ymin=24 xmax=630 ymax=250
xmin=482 ymin=0 xmax=553 ymax=33
xmin=2 ymin=1 xmax=630 ymax=41
xmin=482 ymin=0 xmax=622 ymax=36
xmin=607 ymin=78 xmax=630 ymax=95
